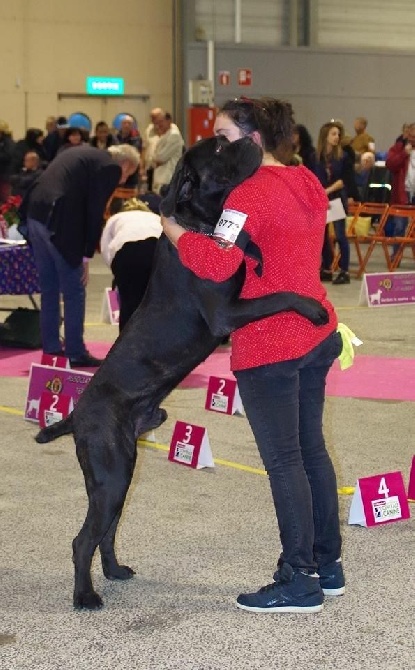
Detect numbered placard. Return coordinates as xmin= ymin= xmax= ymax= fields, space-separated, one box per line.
xmin=408 ymin=456 xmax=415 ymax=501
xmin=38 ymin=391 xmax=74 ymax=428
xmin=101 ymin=287 xmax=120 ymax=326
xmin=348 ymin=471 xmax=410 ymax=527
xmin=205 ymin=376 xmax=244 ymax=416
xmin=359 ymin=272 xmax=415 ymax=308
xmin=168 ymin=421 xmax=214 ymax=469
xmin=25 ymin=364 xmax=93 ymax=422
xmin=41 ymin=353 xmax=70 ymax=369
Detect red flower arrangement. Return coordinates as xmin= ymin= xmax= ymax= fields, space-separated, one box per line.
xmin=0 ymin=194 xmax=22 ymax=238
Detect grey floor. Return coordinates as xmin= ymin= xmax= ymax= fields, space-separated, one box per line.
xmin=0 ymin=245 xmax=414 ymax=670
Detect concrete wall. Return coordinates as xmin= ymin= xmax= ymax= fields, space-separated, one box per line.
xmin=185 ymin=41 xmax=415 ymax=152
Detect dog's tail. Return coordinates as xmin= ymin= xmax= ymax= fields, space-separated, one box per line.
xmin=35 ymin=414 xmax=74 ymax=444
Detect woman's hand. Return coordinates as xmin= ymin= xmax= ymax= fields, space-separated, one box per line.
xmin=161 ymin=215 xmax=186 ymax=248
xmin=81 ymin=260 xmax=89 ymax=287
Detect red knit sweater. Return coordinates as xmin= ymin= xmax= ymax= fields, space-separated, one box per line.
xmin=177 ymin=165 xmax=338 ymax=371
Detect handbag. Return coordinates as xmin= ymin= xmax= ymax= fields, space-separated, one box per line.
xmin=0 ymin=307 xmax=42 ymax=349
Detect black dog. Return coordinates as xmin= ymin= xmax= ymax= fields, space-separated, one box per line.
xmin=35 ymin=136 xmax=328 ymax=609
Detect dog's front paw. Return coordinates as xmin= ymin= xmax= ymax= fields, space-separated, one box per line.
xmin=73 ymin=590 xmax=104 ymax=610
xmin=104 ymin=565 xmax=136 ymax=581
xmin=296 ymin=298 xmax=329 ymax=326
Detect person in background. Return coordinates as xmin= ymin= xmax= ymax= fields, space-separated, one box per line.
xmin=45 ymin=116 xmax=57 ymax=135
xmin=57 ymin=127 xmax=86 ymax=153
xmin=116 ymin=114 xmax=142 ymax=190
xmin=12 ymin=128 xmax=47 ymax=173
xmin=292 ymin=124 xmax=316 ymax=170
xmin=395 ymin=122 xmax=409 ymax=144
xmin=162 ymin=97 xmax=344 ymax=614
xmin=355 ymin=151 xmax=376 ymax=200
xmin=152 ymin=112 xmax=184 ymax=194
xmin=312 ymin=121 xmax=356 ymax=285
xmin=11 ymin=151 xmax=44 ymax=197
xmin=21 ymin=144 xmax=140 ymax=367
xmin=350 ymin=116 xmax=375 ymax=157
xmin=100 ymin=197 xmax=162 ymax=330
xmin=43 ymin=116 xmax=68 ymax=161
xmin=385 ymin=121 xmax=415 ymax=260
xmin=0 ymin=120 xmax=15 ymax=201
xmin=90 ymin=121 xmax=118 ymax=150
xmin=140 ymin=107 xmax=163 ymax=191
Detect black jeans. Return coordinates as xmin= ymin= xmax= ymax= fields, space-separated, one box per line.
xmin=111 ymin=238 xmax=158 ymax=331
xmin=322 ymin=219 xmax=350 ymax=273
xmin=235 ymin=330 xmax=343 ymax=572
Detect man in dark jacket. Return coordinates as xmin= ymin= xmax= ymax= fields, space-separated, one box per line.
xmin=24 ymin=144 xmax=139 ymax=366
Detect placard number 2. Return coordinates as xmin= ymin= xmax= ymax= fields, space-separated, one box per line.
xmin=378 ymin=476 xmax=390 ymax=498
xmin=50 ymin=394 xmax=59 ymax=411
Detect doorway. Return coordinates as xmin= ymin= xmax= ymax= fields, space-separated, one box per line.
xmin=57 ymin=94 xmax=150 ymax=136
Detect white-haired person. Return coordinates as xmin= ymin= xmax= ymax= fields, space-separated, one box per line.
xmin=355 ymin=151 xmax=376 ymax=200
xmin=100 ymin=197 xmax=162 ymax=331
xmin=21 ymin=143 xmax=139 ymax=366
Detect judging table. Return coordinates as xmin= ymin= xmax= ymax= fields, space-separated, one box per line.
xmin=0 ymin=243 xmax=40 ymax=307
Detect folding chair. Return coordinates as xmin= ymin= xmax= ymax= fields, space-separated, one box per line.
xmin=346 ymin=202 xmax=390 ymax=277
xmin=104 ymin=187 xmax=137 ymax=220
xmin=377 ymin=204 xmax=415 ymax=271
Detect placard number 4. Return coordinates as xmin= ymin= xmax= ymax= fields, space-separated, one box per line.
xmin=378 ymin=476 xmax=390 ymax=498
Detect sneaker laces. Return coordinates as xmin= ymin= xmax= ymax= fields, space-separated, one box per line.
xmin=262 ymin=562 xmax=294 ymax=592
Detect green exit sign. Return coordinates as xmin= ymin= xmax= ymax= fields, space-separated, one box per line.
xmin=86 ymin=77 xmax=124 ymax=96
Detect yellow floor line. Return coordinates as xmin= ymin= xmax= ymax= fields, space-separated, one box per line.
xmin=1 ymin=406 xmax=409 ymax=501
xmin=0 ymin=405 xmax=23 ymax=416
xmin=138 ymin=439 xmax=356 ymax=495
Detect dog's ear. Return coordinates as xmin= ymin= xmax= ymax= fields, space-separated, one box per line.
xmin=226 ymin=137 xmax=263 ymax=185
xmin=160 ymin=157 xmax=195 ymax=217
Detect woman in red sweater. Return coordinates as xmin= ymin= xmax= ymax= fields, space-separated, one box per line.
xmin=162 ymin=98 xmax=344 ymax=613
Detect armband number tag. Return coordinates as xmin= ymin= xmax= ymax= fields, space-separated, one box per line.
xmin=213 ymin=209 xmax=248 ymax=245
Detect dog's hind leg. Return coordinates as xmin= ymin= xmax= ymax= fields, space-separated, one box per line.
xmin=73 ymin=441 xmax=137 ymax=610
xmin=99 ymin=510 xmax=136 ymax=581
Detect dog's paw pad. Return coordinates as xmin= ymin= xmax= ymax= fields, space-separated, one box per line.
xmin=73 ymin=591 xmax=104 ymax=610
xmin=104 ymin=565 xmax=136 ymax=581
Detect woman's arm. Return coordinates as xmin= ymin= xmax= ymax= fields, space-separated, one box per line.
xmin=325 ymin=179 xmax=343 ymax=196
xmin=161 ymin=215 xmax=244 ymax=282
xmin=161 ymin=215 xmax=186 ymax=247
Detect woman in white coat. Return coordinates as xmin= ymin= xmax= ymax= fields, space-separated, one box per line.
xmin=100 ymin=198 xmax=162 ymax=330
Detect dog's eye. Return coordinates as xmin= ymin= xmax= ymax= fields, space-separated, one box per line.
xmin=215 ymin=144 xmax=223 ymax=154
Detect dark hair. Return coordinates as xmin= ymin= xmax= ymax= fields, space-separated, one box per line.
xmin=218 ymin=97 xmax=295 ymax=163
xmin=95 ymin=121 xmax=109 ymax=132
xmin=25 ymin=128 xmax=44 ymax=145
xmin=293 ymin=124 xmax=314 ymax=152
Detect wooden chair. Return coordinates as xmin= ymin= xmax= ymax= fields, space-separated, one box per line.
xmin=375 ymin=204 xmax=415 ymax=271
xmin=104 ymin=187 xmax=137 ymax=221
xmin=348 ymin=202 xmax=390 ymax=277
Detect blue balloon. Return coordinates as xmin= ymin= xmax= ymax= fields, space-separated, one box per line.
xmin=68 ymin=113 xmax=92 ymax=131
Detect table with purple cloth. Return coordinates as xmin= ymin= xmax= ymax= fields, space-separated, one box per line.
xmin=0 ymin=244 xmax=40 ymax=306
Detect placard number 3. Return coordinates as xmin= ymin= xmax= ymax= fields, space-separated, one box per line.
xmin=378 ymin=476 xmax=390 ymax=498
xmin=182 ymin=425 xmax=193 ymax=444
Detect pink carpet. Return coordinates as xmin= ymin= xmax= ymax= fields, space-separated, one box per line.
xmin=181 ymin=351 xmax=415 ymax=402
xmin=1 ymin=343 xmax=415 ymax=402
